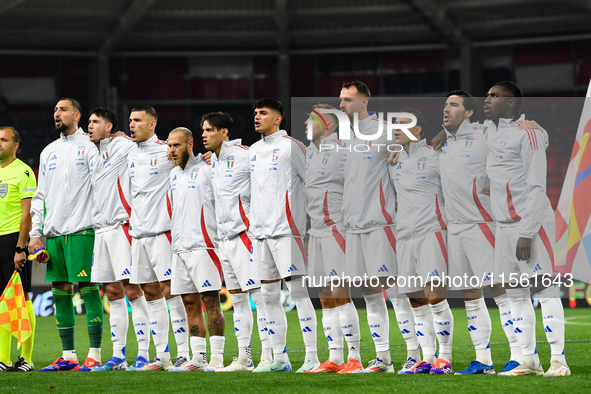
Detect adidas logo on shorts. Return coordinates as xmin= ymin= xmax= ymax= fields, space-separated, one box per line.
xmin=122 ymin=268 xmax=131 ymax=276
xmin=77 ymin=270 xmax=88 ymax=277
xmin=202 ymin=280 xmax=212 ymax=288
xmin=246 ymin=279 xmax=256 ymax=286
xmin=378 ymin=265 xmax=388 ymax=273
xmin=287 ymin=264 xmax=298 ymax=272
xmin=329 ymin=269 xmax=338 ymax=276
xmin=164 ymin=269 xmax=172 ymax=276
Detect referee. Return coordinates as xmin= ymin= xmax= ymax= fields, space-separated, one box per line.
xmin=0 ymin=126 xmax=36 ymax=372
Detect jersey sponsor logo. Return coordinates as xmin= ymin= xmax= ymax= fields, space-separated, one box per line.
xmin=25 ymin=170 xmax=30 ymax=177
xmin=0 ymin=183 xmax=7 ymax=198
xmin=49 ymin=154 xmax=58 ymax=161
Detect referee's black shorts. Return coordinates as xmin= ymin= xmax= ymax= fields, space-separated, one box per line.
xmin=0 ymin=232 xmax=32 ymax=293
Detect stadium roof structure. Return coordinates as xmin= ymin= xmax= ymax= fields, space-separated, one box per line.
xmin=1 ymin=0 xmax=591 ymax=56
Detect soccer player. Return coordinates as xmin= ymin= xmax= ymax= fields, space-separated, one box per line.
xmin=390 ymin=109 xmax=454 ymax=375
xmin=339 ymin=81 xmax=418 ymax=373
xmin=126 ymin=106 xmax=189 ymax=371
xmin=483 ymin=81 xmax=569 ymax=377
xmin=302 ymin=104 xmax=362 ymax=374
xmin=437 ymin=91 xmax=522 ymax=375
xmin=203 ymin=112 xmax=271 ymax=371
xmin=0 ymin=126 xmax=36 ymax=372
xmin=29 ymin=98 xmax=104 ymax=372
xmin=166 ymin=127 xmax=226 ymax=372
xmin=249 ymin=98 xmax=316 ymax=373
xmin=84 ymin=108 xmax=151 ymax=371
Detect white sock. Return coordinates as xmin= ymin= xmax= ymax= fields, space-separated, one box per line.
xmin=167 ymin=296 xmax=190 ymax=359
xmin=209 ymin=335 xmax=225 ymax=363
xmin=363 ymin=292 xmax=391 ymax=363
xmin=190 ymin=336 xmax=207 ymax=363
xmin=286 ymin=278 xmax=318 ymax=362
xmin=494 ymin=293 xmax=522 ymax=364
xmin=538 ymin=287 xmax=567 ymax=366
xmin=389 ymin=292 xmax=420 ymax=361
xmin=250 ymin=287 xmax=272 ymax=361
xmin=412 ymin=304 xmax=437 ymax=364
xmin=465 ymin=297 xmax=492 ymax=365
xmin=430 ymin=300 xmax=454 ymax=363
xmin=507 ymin=288 xmax=539 ymax=369
xmin=62 ymin=349 xmax=77 ymax=361
xmin=108 ymin=298 xmax=128 ymax=359
xmin=147 ymin=297 xmax=171 ymax=362
xmin=338 ymin=302 xmax=361 ymax=361
xmin=231 ymin=292 xmax=253 ymax=363
xmin=262 ymin=281 xmax=289 ymax=363
xmin=129 ymin=296 xmax=150 ymax=360
xmin=322 ymin=307 xmax=344 ymax=365
xmin=87 ymin=347 xmax=101 ymax=361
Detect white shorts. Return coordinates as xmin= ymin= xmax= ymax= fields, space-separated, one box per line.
xmin=252 ymin=236 xmax=306 ymax=281
xmin=307 ymin=229 xmax=347 ymax=285
xmin=345 ymin=227 xmax=396 ymax=279
xmin=493 ymin=219 xmax=555 ymax=286
xmin=130 ymin=232 xmax=173 ymax=284
xmin=447 ymin=223 xmax=495 ymax=290
xmin=171 ymin=249 xmax=223 ymax=295
xmin=397 ymin=230 xmax=448 ymax=294
xmin=91 ymin=223 xmax=132 ymax=283
xmin=219 ymin=232 xmax=260 ymax=292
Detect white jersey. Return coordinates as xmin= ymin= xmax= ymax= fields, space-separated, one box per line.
xmin=169 ymin=155 xmax=218 ymax=253
xmin=341 ymin=114 xmax=397 ymax=233
xmin=30 ymin=128 xmax=96 ymax=238
xmin=90 ymin=136 xmax=135 ymax=231
xmin=127 ymin=134 xmax=173 ymax=238
xmin=249 ymin=130 xmax=307 ymax=240
xmin=210 ymin=139 xmax=251 ymax=241
xmin=389 ymin=139 xmax=446 ymax=241
xmin=439 ymin=120 xmax=494 ymax=226
xmin=485 ymin=114 xmax=551 ymax=238
xmin=305 ymin=132 xmax=345 ymax=237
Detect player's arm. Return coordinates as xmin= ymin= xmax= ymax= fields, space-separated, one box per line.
xmin=516 ymin=128 xmax=548 ymax=261
xmin=29 ymin=157 xmax=46 ymax=253
xmin=431 ymin=129 xmax=446 ymax=151
xmin=15 ymin=198 xmax=32 ymax=272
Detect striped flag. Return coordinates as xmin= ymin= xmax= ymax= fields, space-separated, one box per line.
xmin=554 ymin=79 xmax=591 ymax=283
xmin=0 ymin=271 xmax=32 ymax=347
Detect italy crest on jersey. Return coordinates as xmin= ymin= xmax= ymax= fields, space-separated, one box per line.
xmin=417 ymin=157 xmax=426 ymax=170
xmin=465 ymin=140 xmax=473 ymax=148
xmin=272 ymin=149 xmax=280 ymax=161
xmin=150 ymin=155 xmax=157 ymax=166
xmin=322 ymin=156 xmax=328 ymax=165
xmin=77 ymin=146 xmax=85 ymax=156
xmin=102 ymin=151 xmax=109 ymax=160
xmin=227 ymin=155 xmax=234 ymax=168
xmin=191 ymin=171 xmax=198 ymax=180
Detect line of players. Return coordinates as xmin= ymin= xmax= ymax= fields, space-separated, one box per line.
xmin=31 ymin=79 xmax=569 ymax=377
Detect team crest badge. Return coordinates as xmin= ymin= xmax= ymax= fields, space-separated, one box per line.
xmin=0 ymin=183 xmax=7 ymax=198
xmin=191 ymin=171 xmax=198 ymax=180
xmin=272 ymin=149 xmax=280 ymax=161
xmin=102 ymin=151 xmax=109 ymax=160
xmin=322 ymin=157 xmax=328 ymax=165
xmin=227 ymin=155 xmax=234 ymax=168
xmin=77 ymin=146 xmax=85 ymax=156
xmin=150 ymin=155 xmax=157 ymax=166
xmin=465 ymin=140 xmax=473 ymax=148
xmin=417 ymin=157 xmax=426 ymax=170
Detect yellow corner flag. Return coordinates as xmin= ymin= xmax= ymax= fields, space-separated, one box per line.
xmin=0 ymin=271 xmax=32 ymax=348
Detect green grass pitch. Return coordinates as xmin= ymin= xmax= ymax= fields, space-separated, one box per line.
xmin=1 ymin=307 xmax=590 ymax=393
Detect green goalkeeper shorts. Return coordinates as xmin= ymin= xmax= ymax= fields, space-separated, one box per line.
xmin=45 ymin=229 xmax=95 ymax=283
